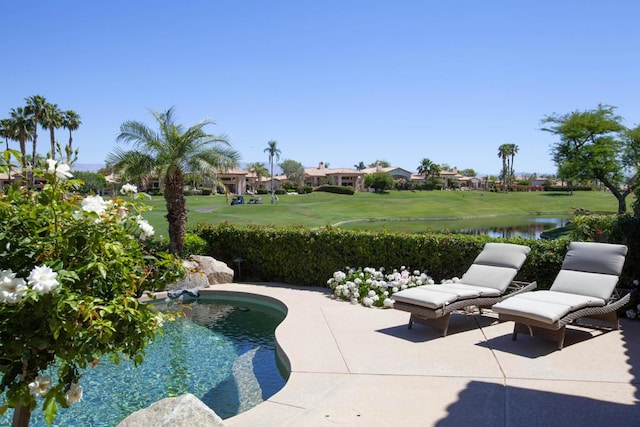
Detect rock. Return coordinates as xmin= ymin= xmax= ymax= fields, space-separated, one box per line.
xmin=117 ymin=393 xmax=225 ymax=427
xmin=189 ymin=255 xmax=234 ymax=285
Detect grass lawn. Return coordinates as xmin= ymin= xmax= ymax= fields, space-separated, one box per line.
xmin=141 ymin=190 xmax=631 ymax=236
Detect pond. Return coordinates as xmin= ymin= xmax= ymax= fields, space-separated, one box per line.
xmin=1 ymin=296 xmax=287 ymax=426
xmin=338 ymin=216 xmax=570 ymax=239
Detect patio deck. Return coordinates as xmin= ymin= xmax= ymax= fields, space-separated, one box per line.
xmin=201 ymin=283 xmax=640 ymax=427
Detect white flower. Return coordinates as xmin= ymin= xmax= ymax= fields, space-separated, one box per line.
xmin=392 ymin=286 xmax=399 ymax=293
xmin=634 ymin=279 xmax=639 ymax=286
xmin=136 ymin=217 xmax=155 ymax=240
xmin=362 ymin=297 xmax=373 ymax=307
xmin=155 ymin=313 xmax=165 ymax=328
xmin=28 ymin=265 xmax=59 ymax=294
xmin=0 ymin=269 xmax=28 ymax=304
xmin=368 ymin=290 xmax=376 ymax=297
xmin=28 ymin=375 xmax=51 ymax=397
xmin=81 ymin=195 xmax=108 ymax=216
xmin=383 ymin=298 xmax=394 ymax=308
xmin=120 ymin=183 xmax=138 ymax=195
xmin=46 ymin=159 xmax=73 ymax=181
xmin=626 ymin=309 xmax=637 ymax=320
xmin=65 ymin=383 xmax=83 ymax=405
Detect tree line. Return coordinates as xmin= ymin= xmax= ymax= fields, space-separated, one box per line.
xmin=1 ymin=95 xmax=81 ymax=172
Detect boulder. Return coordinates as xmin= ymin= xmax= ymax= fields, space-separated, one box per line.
xmin=117 ymin=393 xmax=225 ymax=427
xmin=167 ymin=259 xmax=209 ymax=297
xmin=190 ymin=255 xmax=234 ymax=285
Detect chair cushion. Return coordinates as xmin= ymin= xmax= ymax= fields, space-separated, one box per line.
xmin=562 ymin=242 xmax=627 ymax=276
xmin=492 ymin=291 xmax=605 ymax=324
xmin=437 ymin=283 xmax=502 ymax=297
xmin=393 ymin=287 xmax=459 ymax=309
xmin=549 ymin=270 xmax=620 ymax=301
xmin=459 ymin=264 xmax=518 ymax=292
xmin=412 ymin=284 xmax=481 ymax=298
xmin=473 ymin=242 xmax=531 ymax=270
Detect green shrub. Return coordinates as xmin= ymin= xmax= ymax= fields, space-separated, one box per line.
xmin=201 ymin=188 xmax=213 ymax=195
xmin=274 ymin=188 xmax=287 ymax=195
xmin=256 ymin=188 xmax=269 ymax=195
xmin=191 ymin=223 xmax=569 ymax=289
xmin=181 ymin=232 xmax=208 ymax=258
xmin=314 ymin=185 xmax=355 ymax=195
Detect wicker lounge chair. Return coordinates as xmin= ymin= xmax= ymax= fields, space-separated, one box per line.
xmin=393 ymin=242 xmax=534 ymax=336
xmin=492 ymin=241 xmax=629 ymax=350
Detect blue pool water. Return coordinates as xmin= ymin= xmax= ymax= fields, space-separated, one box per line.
xmin=1 ymin=296 xmax=287 ymax=426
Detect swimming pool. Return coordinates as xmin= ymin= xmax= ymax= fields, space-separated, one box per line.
xmin=1 ymin=295 xmax=288 ymax=426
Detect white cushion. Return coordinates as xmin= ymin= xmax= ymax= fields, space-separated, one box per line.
xmin=438 ymin=283 xmax=502 ymax=297
xmin=492 ymin=291 xmax=604 ymax=324
xmin=393 ymin=287 xmax=458 ymax=309
xmin=550 ymin=270 xmax=620 ymax=301
xmin=474 ymin=242 xmax=531 ymax=270
xmin=459 ymin=264 xmax=518 ymax=292
xmin=493 ymin=297 xmax=573 ymax=324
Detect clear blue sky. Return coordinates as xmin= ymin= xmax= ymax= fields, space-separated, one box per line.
xmin=2 ymin=0 xmax=639 ymax=176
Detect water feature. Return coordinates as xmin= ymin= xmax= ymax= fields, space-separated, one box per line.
xmin=1 ymin=296 xmax=287 ymax=426
xmin=339 ymin=216 xmax=570 ymax=239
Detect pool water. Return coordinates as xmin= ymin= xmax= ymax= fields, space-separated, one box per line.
xmin=1 ymin=297 xmax=287 ymax=426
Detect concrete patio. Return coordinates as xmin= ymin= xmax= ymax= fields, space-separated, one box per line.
xmin=202 ymin=283 xmax=640 ymax=427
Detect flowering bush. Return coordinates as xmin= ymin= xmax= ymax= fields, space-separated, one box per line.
xmin=327 ymin=266 xmax=435 ymax=308
xmin=0 ymin=153 xmax=184 ymax=426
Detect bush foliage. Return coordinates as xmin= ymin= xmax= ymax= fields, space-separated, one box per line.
xmin=192 ymin=223 xmax=581 ymax=289
xmin=314 ymin=185 xmax=355 ymax=195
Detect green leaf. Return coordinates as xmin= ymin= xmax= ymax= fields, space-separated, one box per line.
xmin=0 ymin=404 xmax=8 ymax=416
xmin=44 ymin=397 xmax=58 ymax=424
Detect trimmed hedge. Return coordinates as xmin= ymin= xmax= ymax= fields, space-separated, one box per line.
xmin=191 ymin=223 xmax=573 ymax=288
xmin=314 ymin=185 xmax=355 ymax=195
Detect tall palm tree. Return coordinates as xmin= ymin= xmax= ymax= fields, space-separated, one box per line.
xmin=40 ymin=103 xmax=64 ymax=159
xmin=353 ymin=161 xmax=366 ymax=171
xmin=263 ymin=140 xmax=281 ymax=195
xmin=25 ymin=95 xmax=47 ymax=171
xmin=108 ymin=107 xmax=240 ymax=254
xmin=63 ymin=110 xmax=81 ymax=152
xmin=0 ymin=118 xmax=15 ymax=150
xmin=497 ymin=144 xmax=511 ymax=191
xmin=9 ymin=107 xmax=34 ymax=170
xmin=508 ymin=143 xmax=519 ymax=182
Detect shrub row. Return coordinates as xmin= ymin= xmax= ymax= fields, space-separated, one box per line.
xmin=191 ymin=223 xmax=577 ymax=289
xmin=314 ymin=185 xmax=355 ymax=195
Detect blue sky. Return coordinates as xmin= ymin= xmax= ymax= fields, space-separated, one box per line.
xmin=2 ymin=1 xmax=639 ymax=176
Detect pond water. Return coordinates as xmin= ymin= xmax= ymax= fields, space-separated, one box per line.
xmin=339 ymin=216 xmax=570 ymax=239
xmin=1 ymin=296 xmax=287 ymax=426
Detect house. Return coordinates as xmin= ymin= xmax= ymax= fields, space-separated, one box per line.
xmin=304 ymin=162 xmax=365 ymax=191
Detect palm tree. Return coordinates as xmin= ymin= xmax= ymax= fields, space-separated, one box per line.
xmin=263 ymin=140 xmax=281 ymax=195
xmin=248 ymin=162 xmax=269 ymax=191
xmin=40 ymin=103 xmax=64 ymax=159
xmin=497 ymin=144 xmax=511 ymax=191
xmin=508 ymin=143 xmax=519 ymax=182
xmin=9 ymin=107 xmax=34 ymax=169
xmin=108 ymin=107 xmax=240 ymax=254
xmin=0 ymin=118 xmax=15 ymax=151
xmin=417 ymin=158 xmax=434 ymax=175
xmin=25 ymin=95 xmax=47 ymax=171
xmin=63 ymin=110 xmax=82 ymax=152
xmin=353 ymin=161 xmax=366 ymax=171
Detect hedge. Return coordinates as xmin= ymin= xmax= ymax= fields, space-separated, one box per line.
xmin=191 ymin=223 xmax=579 ymax=289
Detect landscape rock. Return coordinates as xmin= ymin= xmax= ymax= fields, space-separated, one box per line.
xmin=189 ymin=255 xmax=234 ymax=285
xmin=117 ymin=393 xmax=226 ymax=427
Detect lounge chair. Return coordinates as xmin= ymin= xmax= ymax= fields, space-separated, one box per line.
xmin=492 ymin=241 xmax=629 ymax=350
xmin=393 ymin=242 xmax=534 ymax=336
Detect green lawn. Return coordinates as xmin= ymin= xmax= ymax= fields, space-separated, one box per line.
xmin=141 ymin=190 xmax=631 ymax=236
